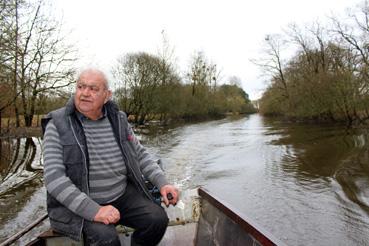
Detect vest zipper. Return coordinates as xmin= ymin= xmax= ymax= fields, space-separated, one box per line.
xmin=118 ymin=114 xmax=152 ymax=200
xmin=69 ymin=116 xmax=88 ymax=240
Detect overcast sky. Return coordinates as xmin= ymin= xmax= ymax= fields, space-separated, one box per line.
xmin=54 ymin=0 xmax=357 ymax=100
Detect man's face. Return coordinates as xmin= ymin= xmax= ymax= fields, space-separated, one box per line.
xmin=74 ymin=71 xmax=111 ymax=118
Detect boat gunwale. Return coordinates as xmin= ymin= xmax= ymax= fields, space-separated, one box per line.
xmin=198 ymin=187 xmax=286 ymax=246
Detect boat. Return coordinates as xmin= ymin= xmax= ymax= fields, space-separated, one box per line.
xmin=1 ymin=187 xmax=286 ymax=246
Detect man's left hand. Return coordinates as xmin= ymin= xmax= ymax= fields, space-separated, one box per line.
xmin=160 ymin=184 xmax=179 ymax=207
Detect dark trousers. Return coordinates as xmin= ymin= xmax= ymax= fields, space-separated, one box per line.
xmin=83 ymin=183 xmax=169 ymax=246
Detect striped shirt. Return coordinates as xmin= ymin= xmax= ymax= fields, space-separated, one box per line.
xmin=81 ymin=116 xmax=127 ymax=204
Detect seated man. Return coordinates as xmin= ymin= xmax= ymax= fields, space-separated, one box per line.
xmin=42 ymin=68 xmax=178 ymax=246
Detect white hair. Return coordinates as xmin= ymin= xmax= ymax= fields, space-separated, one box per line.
xmin=76 ymin=66 xmax=111 ymax=89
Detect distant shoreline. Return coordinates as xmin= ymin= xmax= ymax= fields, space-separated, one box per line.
xmin=0 ymin=113 xmax=251 ymax=139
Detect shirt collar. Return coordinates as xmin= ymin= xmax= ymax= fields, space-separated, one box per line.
xmin=76 ymin=105 xmax=107 ymax=121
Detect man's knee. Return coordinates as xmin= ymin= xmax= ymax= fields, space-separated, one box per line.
xmin=149 ymin=206 xmax=169 ymax=228
xmin=132 ymin=208 xmax=168 ymax=245
xmin=83 ymin=222 xmax=120 ymax=246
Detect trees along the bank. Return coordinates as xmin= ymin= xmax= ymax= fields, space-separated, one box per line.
xmin=258 ymin=1 xmax=369 ymax=125
xmin=112 ymin=50 xmax=255 ymax=124
xmin=112 ymin=52 xmax=181 ymax=124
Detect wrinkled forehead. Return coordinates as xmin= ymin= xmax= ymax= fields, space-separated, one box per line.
xmin=77 ymin=69 xmax=109 ymax=88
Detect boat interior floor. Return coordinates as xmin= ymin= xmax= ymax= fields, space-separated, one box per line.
xmin=36 ymin=222 xmax=197 ymax=246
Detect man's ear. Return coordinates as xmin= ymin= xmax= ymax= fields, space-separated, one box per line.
xmin=104 ymin=90 xmax=112 ymax=103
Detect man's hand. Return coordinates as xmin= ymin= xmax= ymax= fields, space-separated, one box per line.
xmin=94 ymin=205 xmax=120 ymax=225
xmin=160 ymin=184 xmax=179 ymax=207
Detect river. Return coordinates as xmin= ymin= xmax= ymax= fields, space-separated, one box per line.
xmin=1 ymin=114 xmax=369 ymax=245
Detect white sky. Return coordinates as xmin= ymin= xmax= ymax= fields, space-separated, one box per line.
xmin=53 ymin=0 xmax=357 ymax=100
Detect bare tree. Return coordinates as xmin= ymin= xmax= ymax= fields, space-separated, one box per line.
xmin=113 ymin=52 xmax=162 ymax=124
xmin=186 ymin=51 xmax=220 ymax=96
xmin=156 ymin=31 xmax=182 ymax=123
xmin=0 ymin=0 xmax=17 ymax=130
xmin=252 ymin=34 xmax=289 ymax=100
xmin=0 ymin=0 xmax=77 ymax=129
xmin=330 ymin=1 xmax=369 ymax=123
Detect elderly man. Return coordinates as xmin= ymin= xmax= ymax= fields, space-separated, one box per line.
xmin=42 ymin=68 xmax=178 ymax=246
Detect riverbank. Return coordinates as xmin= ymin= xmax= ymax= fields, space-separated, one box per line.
xmin=0 ymin=127 xmax=42 ymax=138
xmin=0 ymin=114 xmax=231 ymax=138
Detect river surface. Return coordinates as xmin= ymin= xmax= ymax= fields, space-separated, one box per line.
xmin=1 ymin=114 xmax=369 ymax=245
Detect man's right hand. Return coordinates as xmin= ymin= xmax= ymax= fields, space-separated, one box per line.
xmin=94 ymin=205 xmax=120 ymax=225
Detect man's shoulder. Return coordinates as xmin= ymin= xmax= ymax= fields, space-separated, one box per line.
xmin=45 ymin=107 xmax=67 ymax=119
xmin=117 ymin=110 xmax=127 ymax=118
xmin=41 ymin=107 xmax=67 ymax=134
xmin=51 ymin=106 xmax=67 ymax=115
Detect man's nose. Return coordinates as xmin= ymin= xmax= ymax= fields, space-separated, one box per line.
xmin=81 ymin=87 xmax=91 ymax=96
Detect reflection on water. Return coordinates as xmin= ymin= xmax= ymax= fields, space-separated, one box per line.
xmin=0 ymin=138 xmax=43 ymax=196
xmin=2 ymin=115 xmax=369 ymax=245
xmin=0 ymin=137 xmax=45 ymax=244
xmin=266 ymin=121 xmax=369 ymax=215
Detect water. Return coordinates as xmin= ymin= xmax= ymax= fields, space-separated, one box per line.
xmin=1 ymin=114 xmax=369 ymax=245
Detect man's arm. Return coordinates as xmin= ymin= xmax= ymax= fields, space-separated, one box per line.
xmin=127 ymin=124 xmax=179 ymax=205
xmin=127 ymin=124 xmax=168 ymax=188
xmin=43 ymin=120 xmax=101 ymax=221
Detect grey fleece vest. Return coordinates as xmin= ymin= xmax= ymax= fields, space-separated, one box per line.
xmin=41 ymin=100 xmax=153 ymax=241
